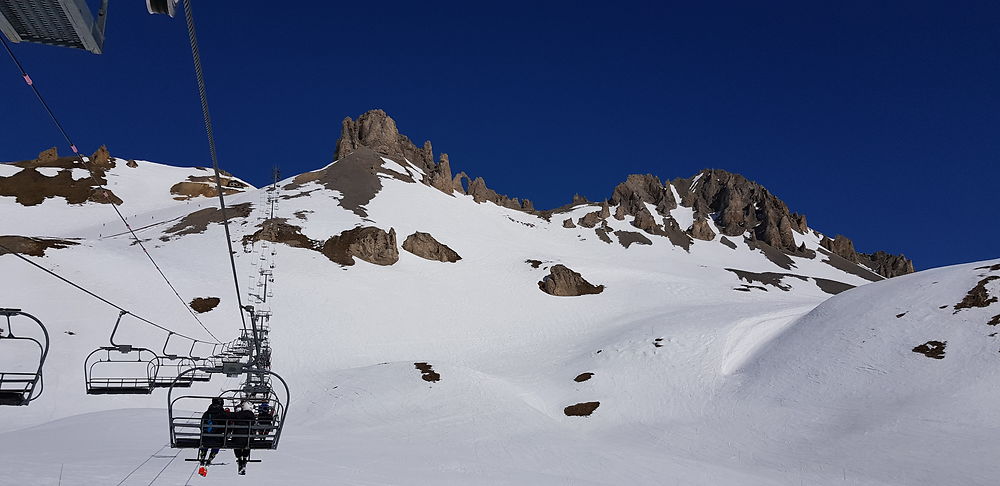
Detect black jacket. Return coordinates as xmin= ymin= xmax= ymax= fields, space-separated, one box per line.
xmin=229 ymin=409 xmax=256 ymax=448
xmin=200 ymin=404 xmax=228 ymax=447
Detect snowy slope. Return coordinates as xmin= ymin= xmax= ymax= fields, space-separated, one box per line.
xmin=1 ymin=152 xmax=997 ymax=485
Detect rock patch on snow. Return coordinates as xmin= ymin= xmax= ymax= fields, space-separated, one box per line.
xmin=564 ymin=401 xmax=600 ymax=417
xmin=574 ymin=373 xmax=594 ymax=382
xmin=189 ymin=297 xmax=220 ymax=313
xmin=614 ymin=230 xmax=652 ymax=248
xmin=414 ymin=362 xmax=440 ymax=382
xmin=321 ymin=226 xmax=398 ymax=266
xmin=161 ymin=202 xmax=253 ymax=241
xmin=912 ymin=340 xmax=947 ymax=359
xmin=402 ymin=232 xmax=461 ymax=263
xmin=0 ymin=235 xmax=78 ymax=257
xmin=953 ymin=276 xmax=999 ymax=312
xmin=538 ymin=264 xmax=604 ymax=297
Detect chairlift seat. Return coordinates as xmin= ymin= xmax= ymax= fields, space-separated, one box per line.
xmin=0 ymin=391 xmax=28 ymax=406
xmin=0 ymin=0 xmax=108 ymax=54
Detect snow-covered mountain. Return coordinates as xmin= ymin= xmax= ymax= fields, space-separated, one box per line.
xmin=0 ymin=110 xmax=996 ymax=485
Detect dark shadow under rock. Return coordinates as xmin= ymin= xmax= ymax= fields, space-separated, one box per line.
xmin=817 ymin=247 xmax=883 ymax=282
xmin=564 ymin=401 xmax=600 ymax=417
xmin=525 ymin=259 xmax=543 ymax=268
xmin=812 ymin=278 xmax=855 ymax=295
xmin=725 ymin=268 xmax=808 ymax=292
xmin=614 ymin=230 xmax=652 ymax=249
xmin=284 ymin=146 xmax=384 ymax=217
xmin=538 ymin=264 xmax=604 ymax=296
xmin=402 ymin=232 xmax=461 ymax=263
xmin=745 ymin=238 xmax=795 ymax=270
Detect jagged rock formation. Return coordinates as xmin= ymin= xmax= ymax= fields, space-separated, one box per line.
xmin=334 ymin=110 xmax=533 ymax=210
xmin=242 ymin=218 xmax=317 ymax=249
xmin=688 ymin=217 xmax=716 ymax=241
xmin=609 ymin=174 xmax=677 ymax=219
xmin=859 ymin=251 xmax=915 ymax=278
xmin=538 ymin=264 xmax=604 ymax=296
xmin=820 ymin=235 xmax=858 ymax=263
xmin=322 ymin=226 xmax=399 ymax=266
xmin=671 ymin=169 xmax=804 ymax=252
xmin=402 ymin=232 xmax=461 ymax=263
xmin=562 ymin=218 xmax=576 ymax=228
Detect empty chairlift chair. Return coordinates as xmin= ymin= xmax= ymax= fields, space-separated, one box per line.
xmin=149 ymin=355 xmax=197 ymax=389
xmin=0 ymin=308 xmax=50 ymax=406
xmin=169 ymin=368 xmax=289 ymax=451
xmin=83 ymin=311 xmax=157 ymax=395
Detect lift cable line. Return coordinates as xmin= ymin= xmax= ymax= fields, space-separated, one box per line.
xmin=181 ymin=0 xmax=249 ymax=337
xmin=0 ymin=241 xmax=217 ymax=346
xmin=0 ymin=34 xmax=221 ymax=344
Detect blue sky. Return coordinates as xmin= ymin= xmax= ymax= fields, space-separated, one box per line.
xmin=2 ymin=1 xmax=997 ymax=270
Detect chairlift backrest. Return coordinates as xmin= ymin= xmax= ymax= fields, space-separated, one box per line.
xmin=84 ymin=346 xmax=158 ymax=395
xmin=0 ymin=308 xmax=50 ymax=406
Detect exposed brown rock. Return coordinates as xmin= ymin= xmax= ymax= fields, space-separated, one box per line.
xmin=688 ymin=217 xmax=716 ymax=241
xmin=630 ymin=206 xmax=664 ymax=235
xmin=562 ymin=218 xmax=576 ymax=228
xmin=525 ymin=259 xmax=543 ymax=268
xmin=574 ymin=372 xmax=594 ymax=382
xmin=402 ymin=232 xmax=461 ymax=263
xmin=820 ymin=235 xmax=858 ymax=263
xmin=321 ymin=226 xmax=398 ymax=266
xmin=594 ymin=224 xmax=613 ymax=244
xmin=859 ymin=251 xmax=915 ymax=278
xmin=89 ymin=145 xmax=115 ymax=170
xmin=564 ymin=401 xmax=600 ymax=417
xmin=242 ymin=218 xmax=317 ymax=249
xmin=572 ymin=194 xmax=589 ymax=205
xmin=126 ymin=159 xmax=138 ymax=168
xmin=161 ymin=202 xmax=253 ymax=241
xmin=813 ymin=278 xmax=855 ymax=295
xmin=954 ymin=276 xmax=999 ymax=311
xmin=578 ymin=210 xmax=604 ymax=228
xmin=538 ymin=264 xmax=604 ymax=296
xmin=726 ymin=268 xmax=810 ymax=292
xmin=427 ymin=153 xmax=454 ymax=194
xmin=609 ymin=174 xmax=677 ymax=218
xmin=0 ymin=235 xmax=78 ymax=257
xmin=912 ymin=341 xmax=946 ymax=359
xmin=719 ymin=236 xmax=737 ymax=249
xmin=1 ymin=150 xmax=122 ymax=206
xmin=414 ymin=362 xmax=441 ymax=382
xmin=169 ymin=179 xmax=242 ymax=200
xmin=189 ymin=297 xmax=220 ymax=313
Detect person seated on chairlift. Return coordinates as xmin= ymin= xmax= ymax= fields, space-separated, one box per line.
xmin=231 ymin=401 xmax=256 ymax=475
xmin=198 ymin=397 xmax=228 ymax=466
xmin=256 ymin=402 xmax=274 ymax=437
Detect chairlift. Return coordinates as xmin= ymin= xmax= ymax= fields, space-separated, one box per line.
xmin=168 ymin=368 xmax=289 ymax=451
xmin=0 ymin=0 xmax=108 ymax=54
xmin=0 ymin=308 xmax=50 ymax=406
xmin=83 ymin=311 xmax=158 ymax=395
xmin=149 ymin=355 xmax=197 ymax=389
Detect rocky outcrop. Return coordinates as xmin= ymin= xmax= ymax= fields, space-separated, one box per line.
xmin=334 ymin=110 xmax=533 ymax=206
xmin=820 ymin=235 xmax=858 ymax=263
xmin=860 ymin=251 xmax=915 ymax=278
xmin=242 ymin=218 xmax=317 ymax=250
xmin=562 ymin=218 xmax=576 ymax=228
xmin=672 ymin=169 xmax=802 ymax=252
xmin=609 ymin=174 xmax=677 ymax=218
xmin=688 ymin=217 xmax=716 ymax=241
xmin=402 ymin=232 xmax=461 ymax=263
xmin=538 ymin=264 xmax=605 ymax=296
xmin=321 ymin=226 xmax=399 ymax=266
xmin=630 ymin=206 xmax=664 ymax=235
xmin=189 ymin=297 xmax=220 ymax=313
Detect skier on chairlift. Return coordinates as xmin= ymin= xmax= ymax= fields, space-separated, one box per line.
xmin=231 ymin=401 xmax=256 ymax=475
xmin=198 ymin=397 xmax=228 ymax=471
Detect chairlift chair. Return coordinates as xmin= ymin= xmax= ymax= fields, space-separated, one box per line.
xmin=0 ymin=308 xmax=50 ymax=406
xmin=0 ymin=0 xmax=108 ymax=54
xmin=149 ymin=355 xmax=197 ymax=388
xmin=83 ymin=311 xmax=158 ymax=395
xmin=169 ymin=368 xmax=289 ymax=451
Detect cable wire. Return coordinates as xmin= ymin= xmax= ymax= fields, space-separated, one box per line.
xmin=182 ymin=0 xmax=249 ymax=338
xmin=0 ymin=36 xmax=221 ymax=344
xmin=0 ymin=241 xmax=216 ymax=345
